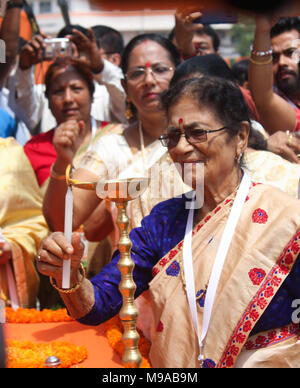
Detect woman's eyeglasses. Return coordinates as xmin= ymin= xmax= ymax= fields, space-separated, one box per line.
xmin=159 ymin=127 xmax=227 ymax=147
xmin=126 ymin=63 xmax=174 ymax=83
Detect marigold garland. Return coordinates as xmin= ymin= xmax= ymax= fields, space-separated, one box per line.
xmin=103 ymin=315 xmax=152 ymax=368
xmin=6 ymin=339 xmax=87 ymax=368
xmin=5 ymin=308 xmax=86 ymax=368
xmin=5 ymin=307 xmax=74 ymax=323
xmin=5 ymin=308 xmax=151 ymax=368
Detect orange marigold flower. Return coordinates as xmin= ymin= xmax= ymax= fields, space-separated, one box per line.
xmin=6 ymin=339 xmax=87 ymax=368
xmin=5 ymin=307 xmax=73 ymax=323
xmin=104 ymin=315 xmax=152 ymax=368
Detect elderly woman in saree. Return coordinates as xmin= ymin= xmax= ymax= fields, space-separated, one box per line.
xmin=36 ymin=77 xmax=300 ymax=368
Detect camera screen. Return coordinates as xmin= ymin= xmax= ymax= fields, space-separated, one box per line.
xmin=44 ymin=38 xmax=72 ymax=60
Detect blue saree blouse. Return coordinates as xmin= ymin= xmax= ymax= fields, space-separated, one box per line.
xmin=78 ymin=195 xmax=300 ymax=336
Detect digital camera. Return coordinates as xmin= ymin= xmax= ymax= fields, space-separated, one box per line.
xmin=43 ymin=38 xmax=72 ymax=60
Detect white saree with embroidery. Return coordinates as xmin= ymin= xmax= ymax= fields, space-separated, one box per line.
xmin=148 ymin=183 xmax=300 ymax=368
xmin=79 ymin=129 xmax=189 ymax=239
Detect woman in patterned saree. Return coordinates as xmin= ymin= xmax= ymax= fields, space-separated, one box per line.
xmin=37 ymin=77 xmax=300 ymax=368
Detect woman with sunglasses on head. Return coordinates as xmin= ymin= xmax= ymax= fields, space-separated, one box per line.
xmin=37 ymin=76 xmax=300 ymax=368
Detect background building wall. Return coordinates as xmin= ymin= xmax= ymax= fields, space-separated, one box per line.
xmin=28 ymin=0 xmax=238 ymax=58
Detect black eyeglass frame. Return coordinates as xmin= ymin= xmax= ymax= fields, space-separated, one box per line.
xmin=159 ymin=126 xmax=228 ymax=147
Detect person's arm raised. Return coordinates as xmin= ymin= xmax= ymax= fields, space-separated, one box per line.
xmin=174 ymin=7 xmax=203 ymax=58
xmin=43 ymin=120 xmax=101 ymax=232
xmin=249 ymin=15 xmax=297 ymax=134
xmin=0 ymin=0 xmax=23 ymax=87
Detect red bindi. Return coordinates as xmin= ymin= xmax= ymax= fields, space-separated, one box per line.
xmin=145 ymin=62 xmax=151 ymax=68
xmin=178 ymin=118 xmax=183 ymax=124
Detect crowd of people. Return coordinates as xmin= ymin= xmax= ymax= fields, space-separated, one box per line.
xmin=1 ymin=2 xmax=300 ymax=368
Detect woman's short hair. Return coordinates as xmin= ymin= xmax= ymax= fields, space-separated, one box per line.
xmin=161 ymin=76 xmax=250 ymax=137
xmin=120 ymin=33 xmax=181 ymax=77
xmin=44 ymin=57 xmax=95 ymax=99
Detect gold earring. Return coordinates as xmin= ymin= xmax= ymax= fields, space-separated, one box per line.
xmin=235 ymin=153 xmax=242 ymax=163
xmin=125 ymin=96 xmax=133 ymax=120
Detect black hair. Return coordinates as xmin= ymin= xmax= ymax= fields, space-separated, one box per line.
xmin=170 ymin=54 xmax=234 ymax=87
xmin=199 ymin=25 xmax=220 ymax=52
xmin=92 ymin=25 xmax=124 ymax=55
xmin=168 ymin=25 xmax=220 ymax=52
xmin=121 ymin=33 xmax=181 ymax=77
xmin=57 ymin=24 xmax=89 ymax=38
xmin=45 ymin=57 xmax=95 ymax=99
xmin=231 ymin=59 xmax=249 ymax=86
xmin=161 ymin=76 xmax=250 ymax=138
xmin=270 ymin=17 xmax=300 ymax=38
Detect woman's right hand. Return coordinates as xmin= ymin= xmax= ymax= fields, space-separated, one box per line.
xmin=36 ymin=232 xmax=84 ymax=289
xmin=53 ymin=120 xmax=86 ymax=166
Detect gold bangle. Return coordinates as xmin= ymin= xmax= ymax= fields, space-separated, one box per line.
xmin=50 ymin=262 xmax=85 ymax=294
xmin=50 ymin=164 xmax=66 ymax=181
xmin=250 ymin=56 xmax=273 ymax=65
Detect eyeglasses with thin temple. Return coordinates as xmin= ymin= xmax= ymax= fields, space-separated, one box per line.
xmin=159 ymin=126 xmax=227 ymax=147
xmin=126 ymin=62 xmax=174 ymax=83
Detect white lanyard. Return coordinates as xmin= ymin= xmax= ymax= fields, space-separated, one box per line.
xmin=182 ymin=172 xmax=251 ymax=366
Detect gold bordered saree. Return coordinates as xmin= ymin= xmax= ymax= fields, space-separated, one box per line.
xmin=148 ymin=182 xmax=300 ymax=368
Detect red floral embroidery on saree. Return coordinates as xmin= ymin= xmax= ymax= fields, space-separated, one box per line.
xmin=244 ymin=323 xmax=299 ymax=351
xmin=218 ymin=230 xmax=300 ymax=368
xmin=151 ymin=185 xmax=255 ymax=278
xmin=248 ymin=268 xmax=266 ymax=285
xmin=252 ymin=208 xmax=268 ymax=224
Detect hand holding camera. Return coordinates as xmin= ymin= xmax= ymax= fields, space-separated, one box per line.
xmin=19 ymin=28 xmax=103 ymax=74
xmin=19 ymin=34 xmax=45 ymax=70
xmin=67 ymin=27 xmax=103 ymax=74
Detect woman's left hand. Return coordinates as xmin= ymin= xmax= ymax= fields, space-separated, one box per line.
xmin=0 ymin=240 xmax=12 ymax=265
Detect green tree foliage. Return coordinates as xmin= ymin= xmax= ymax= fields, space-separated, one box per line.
xmin=230 ymin=19 xmax=255 ymax=57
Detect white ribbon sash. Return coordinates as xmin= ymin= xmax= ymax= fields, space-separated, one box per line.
xmin=182 ymin=172 xmax=251 ymax=365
